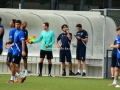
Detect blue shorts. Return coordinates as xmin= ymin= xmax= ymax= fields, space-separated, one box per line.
xmin=76 ymin=47 xmax=86 ymax=61
xmin=59 ymin=50 xmax=71 ymax=62
xmin=111 ymin=53 xmax=117 ymax=67
xmin=0 ymin=49 xmax=3 ymax=55
xmin=116 ymin=58 xmax=120 ymax=69
xmin=6 ymin=53 xmax=13 ymax=63
xmin=12 ymin=55 xmax=22 ymax=64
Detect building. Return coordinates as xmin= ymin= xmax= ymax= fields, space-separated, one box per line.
xmin=0 ymin=0 xmax=120 ymax=10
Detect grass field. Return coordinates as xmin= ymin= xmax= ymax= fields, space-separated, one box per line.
xmin=0 ymin=75 xmax=119 ymax=90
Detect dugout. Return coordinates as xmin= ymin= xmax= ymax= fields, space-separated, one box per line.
xmin=0 ymin=9 xmax=117 ymax=78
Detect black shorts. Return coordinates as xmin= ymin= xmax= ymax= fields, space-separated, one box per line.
xmin=76 ymin=47 xmax=86 ymax=61
xmin=12 ymin=55 xmax=22 ymax=64
xmin=6 ymin=53 xmax=13 ymax=63
xmin=111 ymin=53 xmax=117 ymax=67
xmin=22 ymin=50 xmax=28 ymax=60
xmin=0 ymin=49 xmax=3 ymax=55
xmin=115 ymin=58 xmax=120 ymax=69
xmin=59 ymin=50 xmax=71 ymax=62
xmin=40 ymin=50 xmax=53 ymax=59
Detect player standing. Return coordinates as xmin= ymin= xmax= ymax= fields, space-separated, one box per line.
xmin=0 ymin=17 xmax=5 ymax=55
xmin=56 ymin=24 xmax=75 ymax=76
xmin=109 ymin=27 xmax=120 ymax=86
xmin=21 ymin=21 xmax=28 ymax=76
xmin=30 ymin=22 xmax=55 ymax=77
xmin=9 ymin=20 xmax=26 ymax=83
xmin=75 ymin=24 xmax=88 ymax=76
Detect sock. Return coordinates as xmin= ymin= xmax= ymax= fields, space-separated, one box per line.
xmin=78 ymin=70 xmax=80 ymax=73
xmin=63 ymin=69 xmax=66 ymax=72
xmin=48 ymin=64 xmax=52 ymax=75
xmin=39 ymin=62 xmax=43 ymax=74
xmin=113 ymin=79 xmax=117 ymax=84
xmin=111 ymin=76 xmax=114 ymax=77
xmin=25 ymin=70 xmax=28 ymax=74
xmin=83 ymin=70 xmax=86 ymax=73
xmin=69 ymin=70 xmax=72 ymax=73
xmin=10 ymin=76 xmax=14 ymax=80
xmin=20 ymin=72 xmax=24 ymax=78
xmin=14 ymin=74 xmax=17 ymax=80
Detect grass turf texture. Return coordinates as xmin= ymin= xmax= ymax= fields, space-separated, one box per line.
xmin=0 ymin=75 xmax=118 ymax=90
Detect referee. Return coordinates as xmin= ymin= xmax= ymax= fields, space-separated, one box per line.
xmin=75 ymin=24 xmax=88 ymax=76
xmin=30 ymin=22 xmax=55 ymax=77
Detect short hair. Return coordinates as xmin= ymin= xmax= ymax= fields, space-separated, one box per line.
xmin=76 ymin=24 xmax=82 ymax=28
xmin=15 ymin=20 xmax=22 ymax=24
xmin=43 ymin=22 xmax=49 ymax=27
xmin=0 ymin=17 xmax=2 ymax=21
xmin=61 ymin=24 xmax=68 ymax=29
xmin=116 ymin=27 xmax=120 ymax=31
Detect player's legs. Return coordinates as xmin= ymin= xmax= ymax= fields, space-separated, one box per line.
xmin=111 ymin=55 xmax=117 ymax=79
xmin=59 ymin=50 xmax=66 ymax=76
xmin=47 ymin=51 xmax=53 ymax=77
xmin=38 ymin=50 xmax=45 ymax=76
xmin=109 ymin=58 xmax=120 ymax=86
xmin=9 ymin=55 xmax=26 ymax=83
xmin=66 ymin=50 xmax=75 ymax=76
xmin=23 ymin=50 xmax=28 ymax=75
xmin=6 ymin=53 xmax=12 ymax=70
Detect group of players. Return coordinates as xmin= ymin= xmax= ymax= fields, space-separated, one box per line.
xmin=0 ymin=16 xmax=89 ymax=83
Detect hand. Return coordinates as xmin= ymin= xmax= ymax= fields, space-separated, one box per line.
xmin=57 ymin=44 xmax=61 ymax=49
xmin=28 ymin=41 xmax=33 ymax=44
xmin=5 ymin=45 xmax=10 ymax=49
xmin=45 ymin=45 xmax=49 ymax=48
xmin=76 ymin=36 xmax=81 ymax=40
xmin=66 ymin=29 xmax=69 ymax=34
xmin=22 ymin=51 xmax=26 ymax=57
xmin=110 ymin=44 xmax=114 ymax=48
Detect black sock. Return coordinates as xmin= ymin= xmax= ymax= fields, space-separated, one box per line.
xmin=69 ymin=70 xmax=72 ymax=73
xmin=48 ymin=64 xmax=52 ymax=74
xmin=63 ymin=69 xmax=66 ymax=72
xmin=39 ymin=62 xmax=43 ymax=74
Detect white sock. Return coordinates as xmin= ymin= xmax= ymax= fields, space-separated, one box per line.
xmin=25 ymin=70 xmax=28 ymax=74
xmin=14 ymin=74 xmax=17 ymax=80
xmin=19 ymin=72 xmax=24 ymax=78
xmin=83 ymin=70 xmax=86 ymax=73
xmin=10 ymin=76 xmax=14 ymax=80
xmin=78 ymin=70 xmax=80 ymax=73
xmin=113 ymin=80 xmax=117 ymax=85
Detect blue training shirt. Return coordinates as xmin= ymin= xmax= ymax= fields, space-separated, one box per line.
xmin=112 ymin=39 xmax=117 ymax=56
xmin=0 ymin=25 xmax=5 ymax=50
xmin=76 ymin=30 xmax=88 ymax=47
xmin=8 ymin=28 xmax=16 ymax=53
xmin=57 ymin=33 xmax=72 ymax=49
xmin=13 ymin=30 xmax=25 ymax=55
xmin=116 ymin=36 xmax=120 ymax=58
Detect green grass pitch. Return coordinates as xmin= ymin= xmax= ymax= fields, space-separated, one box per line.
xmin=0 ymin=75 xmax=119 ymax=90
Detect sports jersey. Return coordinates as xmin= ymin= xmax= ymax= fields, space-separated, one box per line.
xmin=13 ymin=30 xmax=25 ymax=55
xmin=0 ymin=25 xmax=5 ymax=50
xmin=8 ymin=28 xmax=16 ymax=53
xmin=57 ymin=33 xmax=72 ymax=49
xmin=76 ymin=30 xmax=88 ymax=47
xmin=33 ymin=30 xmax=55 ymax=51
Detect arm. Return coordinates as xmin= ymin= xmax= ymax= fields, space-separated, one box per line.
xmin=81 ymin=38 xmax=88 ymax=42
xmin=33 ymin=32 xmax=43 ymax=43
xmin=0 ymin=28 xmax=2 ymax=35
xmin=67 ymin=33 xmax=72 ymax=40
xmin=110 ymin=44 xmax=120 ymax=49
xmin=48 ymin=33 xmax=55 ymax=46
xmin=56 ymin=39 xmax=61 ymax=48
xmin=22 ymin=40 xmax=25 ymax=52
xmin=6 ymin=30 xmax=14 ymax=45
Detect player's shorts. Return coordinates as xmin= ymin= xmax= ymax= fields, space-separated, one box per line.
xmin=40 ymin=50 xmax=53 ymax=59
xmin=22 ymin=50 xmax=28 ymax=60
xmin=115 ymin=58 xmax=120 ymax=69
xmin=76 ymin=47 xmax=86 ymax=61
xmin=12 ymin=54 xmax=22 ymax=64
xmin=0 ymin=49 xmax=3 ymax=55
xmin=111 ymin=53 xmax=117 ymax=67
xmin=6 ymin=53 xmax=13 ymax=63
xmin=59 ymin=49 xmax=71 ymax=62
